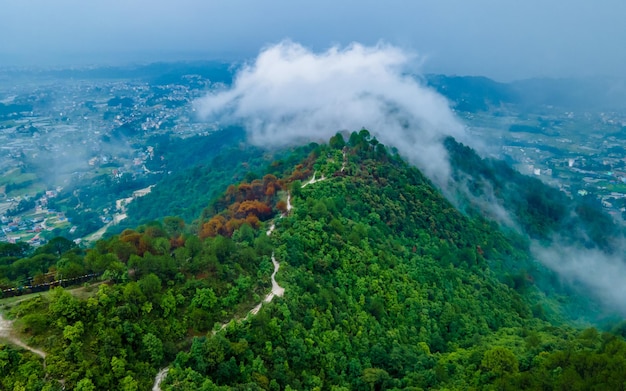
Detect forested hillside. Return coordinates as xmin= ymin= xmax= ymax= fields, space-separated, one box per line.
xmin=1 ymin=132 xmax=626 ymax=390
xmin=113 ymin=128 xmax=317 ymax=235
xmin=445 ymin=137 xmax=624 ymax=251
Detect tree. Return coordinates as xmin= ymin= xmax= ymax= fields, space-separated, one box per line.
xmin=85 ymin=251 xmax=116 ymax=274
xmin=191 ymin=288 xmax=217 ymax=311
xmin=233 ymin=224 xmax=255 ymax=245
xmin=276 ymin=200 xmax=288 ymax=214
xmin=120 ymin=375 xmax=139 ymax=391
xmin=236 ymin=201 xmax=273 ymax=220
xmin=36 ymin=237 xmax=76 ymax=257
xmin=0 ymin=242 xmax=31 ymax=258
xmin=142 ymin=333 xmax=164 ymax=365
xmin=111 ymin=356 xmax=127 ymax=379
xmin=63 ymin=321 xmax=85 ymax=342
xmin=481 ymin=347 xmax=519 ymax=378
xmin=138 ymin=273 xmax=162 ymax=301
xmin=161 ymin=289 xmax=177 ymax=318
xmin=200 ymin=216 xmax=227 ymax=238
xmin=329 ymin=133 xmax=346 ymax=150
xmin=164 ymin=216 xmax=185 ymax=238
xmin=75 ymin=378 xmax=96 ymax=391
xmin=103 ymin=260 xmax=126 ymax=283
xmin=362 ymin=368 xmax=390 ymax=391
xmin=291 ymin=180 xmax=302 ymax=198
xmin=49 ymin=287 xmax=82 ymax=321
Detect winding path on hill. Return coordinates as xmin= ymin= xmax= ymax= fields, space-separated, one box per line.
xmin=250 ymin=253 xmax=285 ymax=316
xmin=302 ymin=171 xmax=326 ymax=187
xmin=0 ymin=279 xmax=108 ymax=362
xmin=152 ymin=368 xmax=169 ymax=391
xmin=153 ymin=193 xmax=293 ymax=391
xmin=0 ymin=312 xmax=46 ymax=359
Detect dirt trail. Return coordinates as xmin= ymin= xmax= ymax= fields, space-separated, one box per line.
xmin=155 ymin=251 xmax=284 ymax=390
xmin=0 ymin=312 xmax=46 ymax=359
xmin=249 ymin=253 xmax=284 ymax=316
xmin=302 ymin=171 xmax=326 ymax=188
xmin=0 ymin=280 xmax=104 ymax=361
xmin=153 ymin=193 xmax=291 ymax=390
xmin=152 ymin=368 xmax=169 ymax=391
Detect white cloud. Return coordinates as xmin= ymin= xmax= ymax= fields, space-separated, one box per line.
xmin=194 ymin=40 xmax=626 ymax=316
xmin=194 ymin=40 xmax=466 ymax=185
xmin=532 ymin=242 xmax=626 ymax=315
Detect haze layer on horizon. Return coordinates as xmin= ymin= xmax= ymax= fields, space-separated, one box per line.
xmin=1 ymin=0 xmax=625 ymax=81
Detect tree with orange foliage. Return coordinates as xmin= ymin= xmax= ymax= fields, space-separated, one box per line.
xmin=236 ymin=200 xmax=273 ymax=220
xmin=276 ymin=200 xmax=288 ymax=214
xmin=236 ymin=183 xmax=252 ymax=202
xmin=225 ymin=218 xmax=244 ymax=235
xmin=245 ymin=214 xmax=260 ymax=229
xmin=262 ymin=174 xmax=280 ymax=200
xmin=289 ymin=164 xmax=311 ymax=181
xmin=118 ymin=229 xmax=156 ymax=256
xmin=225 ymin=184 xmax=237 ymax=198
xmin=200 ymin=215 xmax=227 ymax=239
xmin=170 ymin=235 xmax=186 ymax=249
xmin=120 ymin=229 xmax=142 ymax=251
xmin=228 ymin=202 xmax=241 ymax=217
xmin=262 ymin=174 xmax=278 ymax=185
xmin=250 ymin=180 xmax=264 ymax=200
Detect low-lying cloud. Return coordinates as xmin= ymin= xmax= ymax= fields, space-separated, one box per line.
xmin=532 ymin=241 xmax=626 ymax=316
xmin=195 ymin=40 xmax=626 ymax=316
xmin=194 ymin=40 xmax=465 ymax=184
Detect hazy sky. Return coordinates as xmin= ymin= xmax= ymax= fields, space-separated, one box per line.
xmin=2 ymin=0 xmax=625 ymax=80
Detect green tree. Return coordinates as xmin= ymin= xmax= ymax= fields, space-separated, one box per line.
xmin=482 ymin=346 xmax=519 ymax=377
xmin=329 ymin=133 xmax=346 ymax=150
xmin=164 ymin=216 xmax=185 ymax=237
xmin=75 ymin=378 xmax=96 ymax=391
xmin=142 ymin=333 xmax=164 ymax=365
xmin=138 ymin=273 xmax=162 ymax=301
xmin=362 ymin=368 xmax=390 ymax=391
xmin=120 ymin=375 xmax=139 ymax=391
xmin=191 ymin=288 xmax=218 ymax=311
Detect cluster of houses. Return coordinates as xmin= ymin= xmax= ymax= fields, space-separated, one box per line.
xmin=0 ymin=190 xmax=67 ymax=245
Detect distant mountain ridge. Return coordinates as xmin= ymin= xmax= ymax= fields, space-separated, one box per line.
xmin=426 ymin=74 xmax=626 ymax=111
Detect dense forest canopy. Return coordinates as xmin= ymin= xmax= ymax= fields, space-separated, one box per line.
xmin=445 ymin=137 xmax=625 ymax=251
xmin=1 ymin=131 xmax=625 ymax=390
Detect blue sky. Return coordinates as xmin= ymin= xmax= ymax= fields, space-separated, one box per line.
xmin=2 ymin=0 xmax=625 ymax=80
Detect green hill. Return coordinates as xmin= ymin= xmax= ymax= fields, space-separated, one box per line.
xmin=2 ymin=132 xmax=626 ymax=390
xmin=159 ymin=131 xmax=626 ymax=390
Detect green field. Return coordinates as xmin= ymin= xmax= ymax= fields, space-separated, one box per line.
xmin=606 ymin=182 xmax=626 ymax=193
xmin=0 ymin=168 xmax=44 ymax=197
xmin=0 ymin=169 xmax=37 ymax=186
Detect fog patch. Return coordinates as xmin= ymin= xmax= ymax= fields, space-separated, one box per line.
xmin=194 ymin=40 xmax=466 ymax=185
xmin=452 ymin=173 xmax=519 ymax=229
xmin=532 ymin=241 xmax=626 ymax=316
